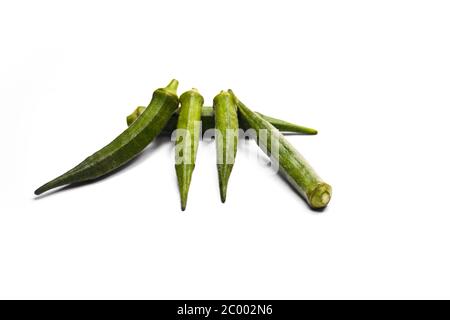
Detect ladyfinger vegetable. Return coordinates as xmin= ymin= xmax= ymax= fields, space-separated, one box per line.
xmin=127 ymin=106 xmax=318 ymax=135
xmin=213 ymin=91 xmax=239 ymax=202
xmin=34 ymin=79 xmax=180 ymax=195
xmin=175 ymin=89 xmax=204 ymax=210
xmin=230 ymin=90 xmax=332 ymax=209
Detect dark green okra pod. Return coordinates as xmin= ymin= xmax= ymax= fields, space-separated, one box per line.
xmin=34 ymin=80 xmax=180 ymax=195
xmin=230 ymin=90 xmax=332 ymax=209
xmin=175 ymin=89 xmax=204 ymax=210
xmin=127 ymin=106 xmax=318 ymax=135
xmin=213 ymin=91 xmax=239 ymax=203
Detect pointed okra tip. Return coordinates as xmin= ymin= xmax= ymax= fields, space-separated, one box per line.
xmin=34 ymin=183 xmax=52 ymax=196
xmin=218 ymin=164 xmax=233 ymax=203
xmin=179 ymin=179 xmax=189 ymax=211
xmin=219 ymin=172 xmax=228 ymax=203
xmin=164 ymin=79 xmax=179 ymax=95
xmin=219 ymin=184 xmax=227 ymax=203
xmin=181 ymin=195 xmax=188 ymax=211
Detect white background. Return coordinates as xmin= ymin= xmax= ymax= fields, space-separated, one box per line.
xmin=1 ymin=0 xmax=449 ymax=299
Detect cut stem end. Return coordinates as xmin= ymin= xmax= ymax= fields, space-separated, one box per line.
xmin=308 ymin=183 xmax=332 ymax=209
xmin=165 ymin=79 xmax=179 ymax=95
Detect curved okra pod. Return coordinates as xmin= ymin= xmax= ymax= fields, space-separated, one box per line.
xmin=34 ymin=80 xmax=180 ymax=195
xmin=175 ymin=89 xmax=204 ymax=211
xmin=213 ymin=91 xmax=239 ymax=203
xmin=127 ymin=106 xmax=318 ymax=135
xmin=230 ymin=90 xmax=332 ymax=209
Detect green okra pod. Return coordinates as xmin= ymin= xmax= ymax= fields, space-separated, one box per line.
xmin=213 ymin=91 xmax=239 ymax=203
xmin=127 ymin=106 xmax=318 ymax=135
xmin=254 ymin=112 xmax=317 ymax=134
xmin=175 ymin=89 xmax=204 ymax=211
xmin=34 ymin=79 xmax=180 ymax=195
xmin=230 ymin=90 xmax=332 ymax=209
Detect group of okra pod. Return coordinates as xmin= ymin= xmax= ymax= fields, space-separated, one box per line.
xmin=35 ymin=79 xmax=332 ymax=210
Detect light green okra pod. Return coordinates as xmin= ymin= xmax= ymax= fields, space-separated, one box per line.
xmin=175 ymin=89 xmax=204 ymax=211
xmin=213 ymin=91 xmax=239 ymax=203
xmin=34 ymin=80 xmax=179 ymax=195
xmin=127 ymin=106 xmax=318 ymax=135
xmin=230 ymin=90 xmax=332 ymax=209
